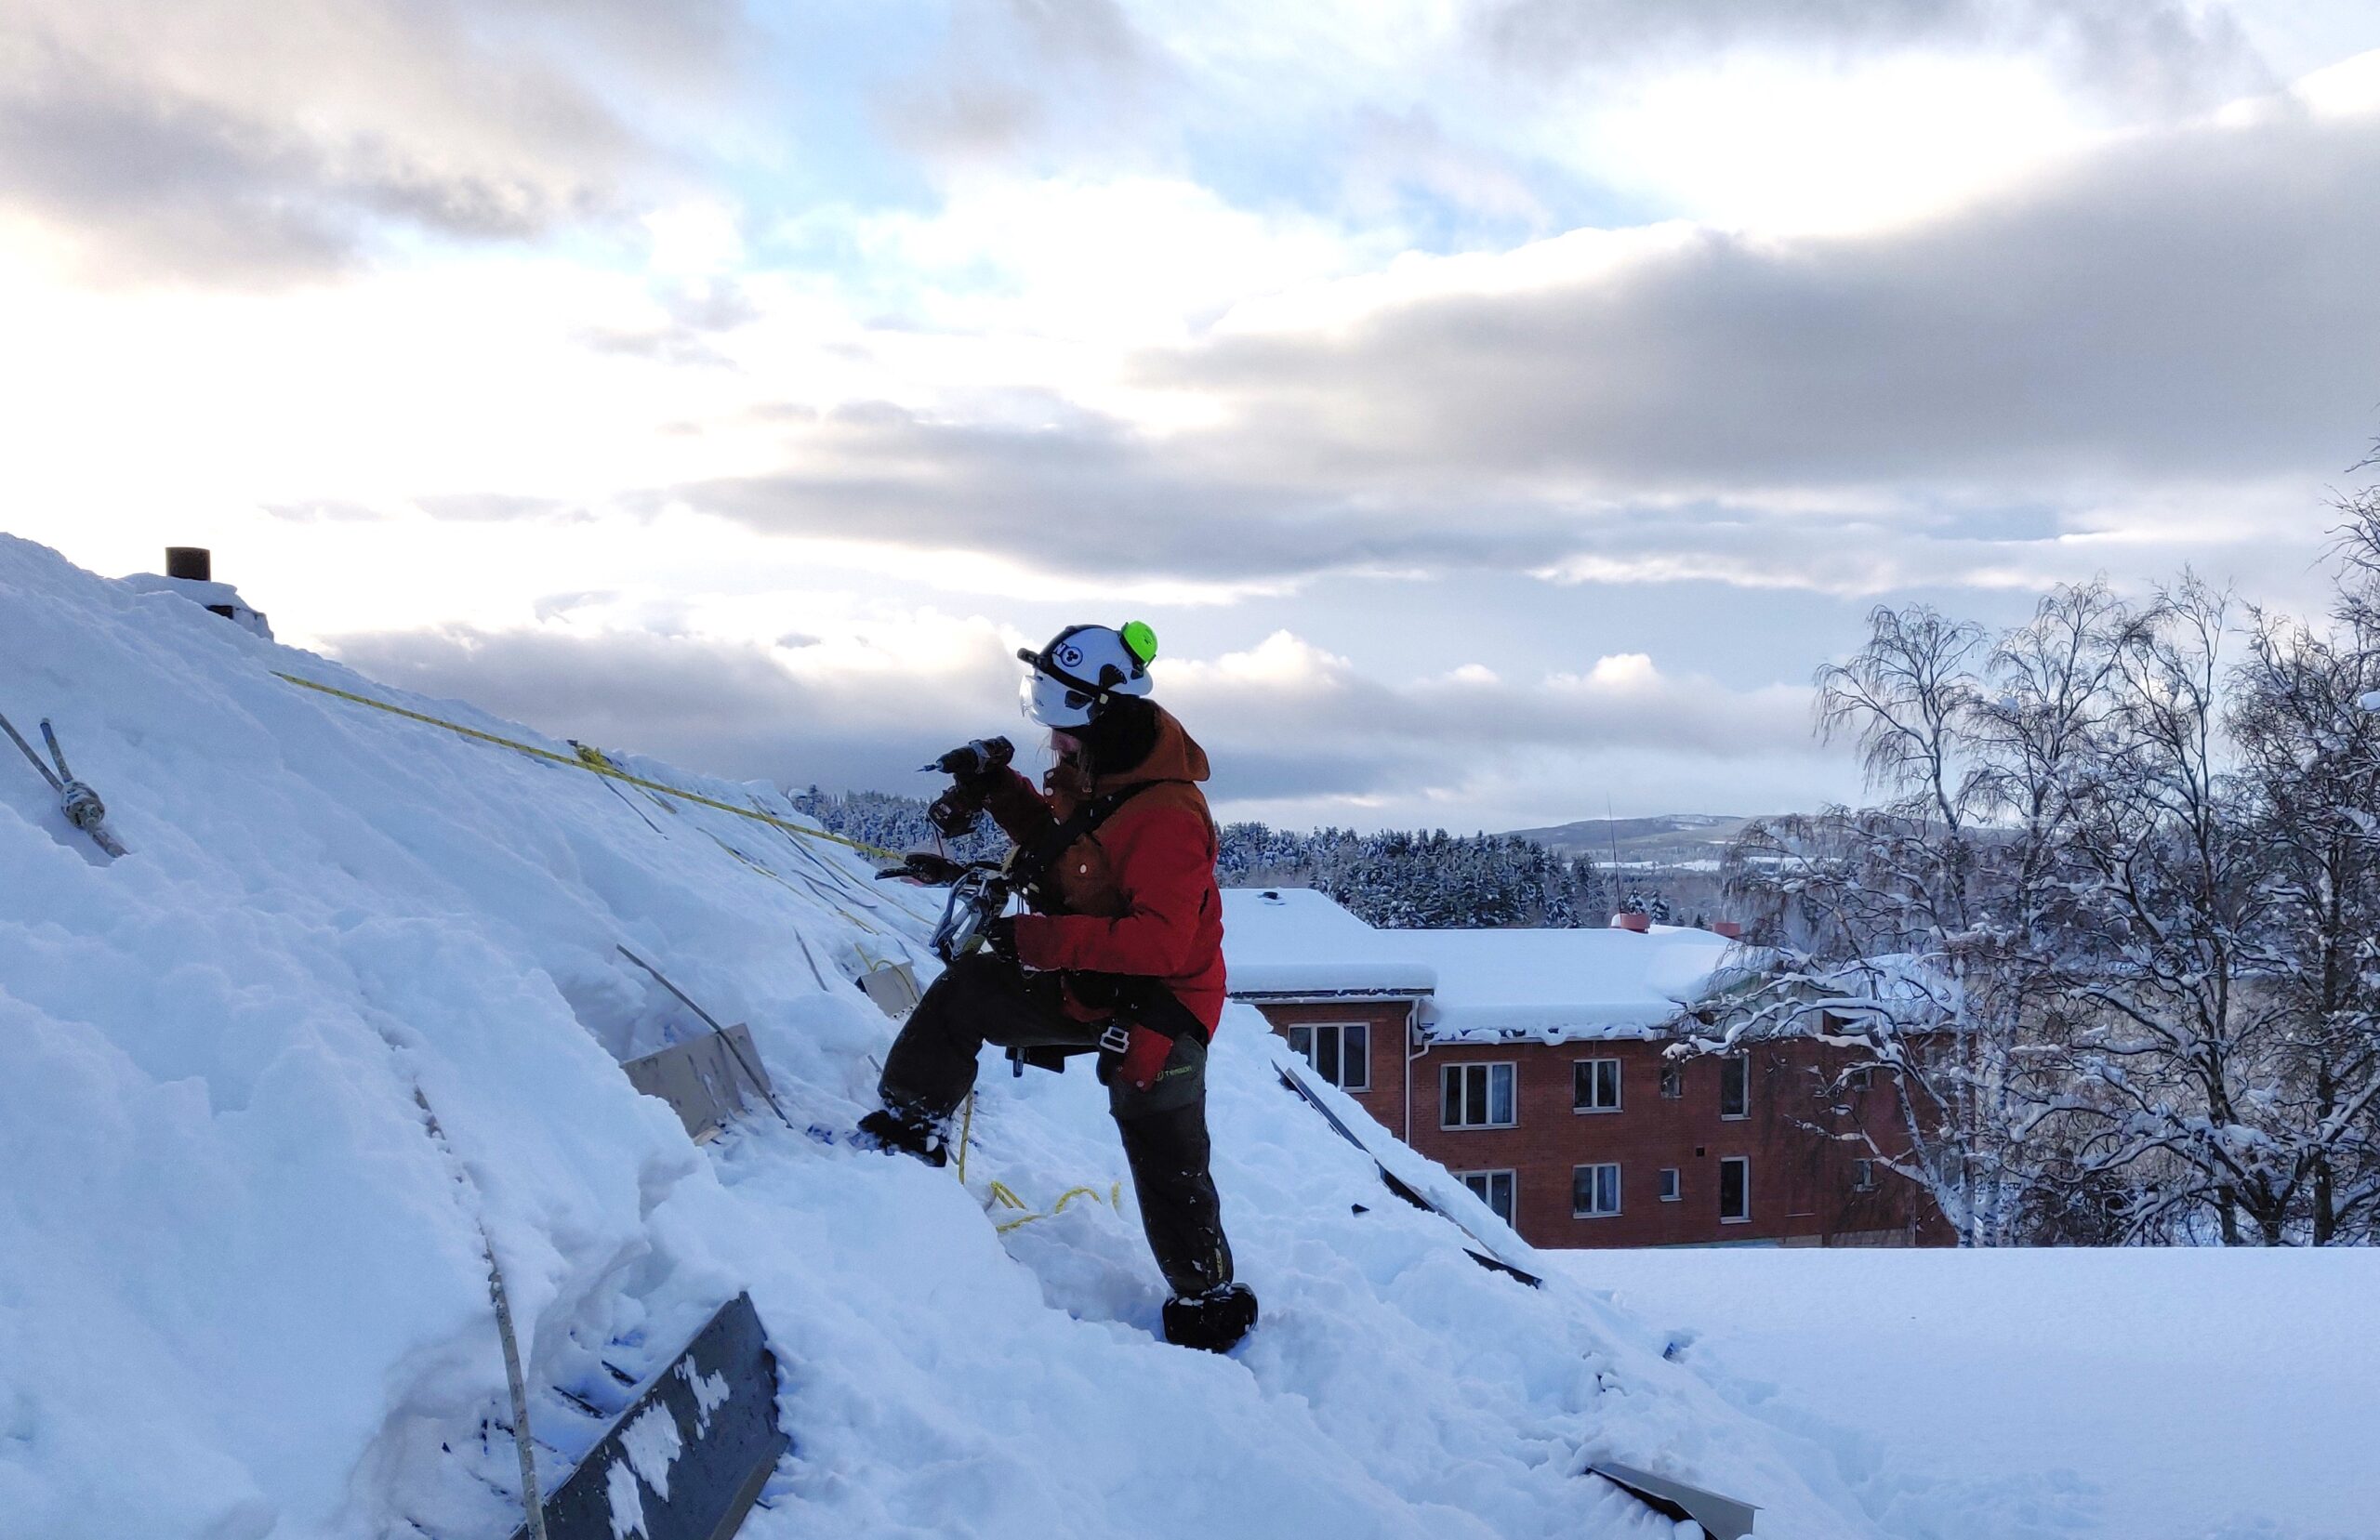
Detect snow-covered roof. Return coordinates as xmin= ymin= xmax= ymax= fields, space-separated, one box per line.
xmin=1222 ymin=887 xmax=1755 ymax=1042
xmin=1218 ymin=887 xmax=1437 ymax=997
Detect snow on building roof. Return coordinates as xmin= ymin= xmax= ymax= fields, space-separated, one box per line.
xmin=1222 ymin=887 xmax=1755 ymax=1042
xmin=1219 ymin=887 xmax=1437 ymax=998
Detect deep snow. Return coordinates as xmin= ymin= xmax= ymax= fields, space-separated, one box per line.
xmin=0 ymin=533 xmax=1904 ymax=1539
xmin=1574 ymin=1247 xmax=2380 ymax=1540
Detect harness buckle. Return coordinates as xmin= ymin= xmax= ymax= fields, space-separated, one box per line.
xmin=1098 ymin=1021 xmax=1132 ymax=1055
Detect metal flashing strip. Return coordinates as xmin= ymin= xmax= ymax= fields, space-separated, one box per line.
xmin=622 ymin=1027 xmax=770 ymax=1144
xmin=513 ymin=1293 xmax=790 ymax=1540
xmin=857 ymin=960 xmax=923 ymax=1018
xmin=1589 ymin=1460 xmax=1759 ymax=1540
xmin=1275 ymin=1058 xmax=1543 ymax=1289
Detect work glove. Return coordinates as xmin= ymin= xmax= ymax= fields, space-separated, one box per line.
xmin=928 ymin=783 xmax=987 ymax=837
xmin=876 ymin=850 xmax=969 ymax=885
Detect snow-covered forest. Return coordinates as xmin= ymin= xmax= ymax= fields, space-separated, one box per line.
xmin=1705 ymin=482 xmax=2380 ymax=1249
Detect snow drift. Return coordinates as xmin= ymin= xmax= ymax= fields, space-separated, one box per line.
xmin=0 ymin=533 xmax=1889 ymax=1539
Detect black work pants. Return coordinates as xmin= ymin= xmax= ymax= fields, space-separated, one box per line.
xmin=879 ymin=953 xmax=1235 ymax=1297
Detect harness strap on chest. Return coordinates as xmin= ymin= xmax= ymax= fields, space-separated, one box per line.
xmin=1007 ymin=779 xmax=1167 ymax=903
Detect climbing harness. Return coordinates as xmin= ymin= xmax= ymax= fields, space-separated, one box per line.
xmin=2 ymin=711 xmax=127 ymax=857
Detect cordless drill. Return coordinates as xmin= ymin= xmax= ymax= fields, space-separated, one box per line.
xmin=924 ymin=735 xmax=1014 ymax=836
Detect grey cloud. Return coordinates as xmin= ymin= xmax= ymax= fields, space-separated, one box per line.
xmin=1157 ymin=650 xmax=1816 ymax=766
xmin=0 ymin=0 xmax=745 ymax=285
xmin=615 ymin=102 xmax=2380 ymax=594
xmin=321 ymin=620 xmax=1827 ymax=820
xmin=1474 ymin=0 xmax=2274 ymax=117
xmin=641 ymin=402 xmax=1586 ymax=583
xmin=1157 ymin=102 xmax=2380 ymax=495
xmin=324 ymin=625 xmax=1006 ymax=796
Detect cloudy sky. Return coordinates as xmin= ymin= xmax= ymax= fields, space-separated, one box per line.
xmin=5 ymin=1 xmax=2377 ymax=830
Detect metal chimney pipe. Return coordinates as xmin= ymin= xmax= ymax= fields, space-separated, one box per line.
xmin=165 ymin=546 xmax=213 ymax=582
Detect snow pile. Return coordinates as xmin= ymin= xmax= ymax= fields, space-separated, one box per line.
xmin=2 ymin=533 xmax=1888 ymax=1539
xmin=1223 ymin=886 xmax=1753 ymax=1040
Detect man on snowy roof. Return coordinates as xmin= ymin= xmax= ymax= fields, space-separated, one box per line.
xmin=859 ymin=621 xmax=1257 ymax=1353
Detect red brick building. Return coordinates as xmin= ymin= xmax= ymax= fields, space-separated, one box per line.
xmin=1223 ymin=888 xmax=1944 ymax=1249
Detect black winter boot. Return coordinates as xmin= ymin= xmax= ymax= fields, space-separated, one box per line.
xmin=855 ymin=1108 xmax=948 ymax=1167
xmin=1162 ymin=1283 xmax=1258 ymax=1353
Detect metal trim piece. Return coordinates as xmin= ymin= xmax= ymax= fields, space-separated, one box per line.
xmin=1590 ymin=1460 xmax=1759 ymax=1540
xmin=512 ymin=1292 xmax=790 ymax=1540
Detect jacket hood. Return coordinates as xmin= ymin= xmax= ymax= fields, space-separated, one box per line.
xmin=1093 ymin=704 xmax=1209 ymax=791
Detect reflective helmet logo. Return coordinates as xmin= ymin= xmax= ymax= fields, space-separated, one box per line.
xmin=1054 ymin=642 xmax=1085 ymax=669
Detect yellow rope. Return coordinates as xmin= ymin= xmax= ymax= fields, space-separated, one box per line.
xmin=988 ymin=1181 xmax=1119 ymax=1234
xmin=955 ymin=1090 xmax=974 ymax=1185
xmin=277 ymin=673 xmax=903 ymax=861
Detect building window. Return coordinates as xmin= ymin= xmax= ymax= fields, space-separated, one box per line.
xmin=1572 ymin=1057 xmax=1621 ymax=1112
xmin=1572 ymin=1163 xmax=1621 ymax=1218
xmin=1719 ymin=1156 xmax=1751 ymax=1222
xmin=1719 ymin=1055 xmax=1750 ymax=1119
xmin=1851 ymin=1158 xmax=1877 ymax=1192
xmin=1441 ymin=1062 xmax=1516 ymax=1128
xmin=1846 ymin=1066 xmax=1872 ymax=1091
xmin=1460 ymin=1169 xmax=1515 ymax=1225
xmin=1287 ymin=1021 xmax=1369 ymax=1092
xmin=1659 ymin=1063 xmax=1683 ymax=1099
xmin=1658 ymin=1167 xmax=1680 ymax=1202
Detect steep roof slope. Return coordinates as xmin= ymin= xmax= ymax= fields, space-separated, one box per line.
xmin=0 ymin=534 xmax=1884 ymax=1540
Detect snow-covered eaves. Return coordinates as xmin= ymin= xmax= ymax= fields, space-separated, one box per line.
xmin=1223 ymin=888 xmax=1757 ymax=1044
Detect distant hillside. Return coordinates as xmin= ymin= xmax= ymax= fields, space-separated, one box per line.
xmin=1503 ymin=813 xmax=1758 ymax=866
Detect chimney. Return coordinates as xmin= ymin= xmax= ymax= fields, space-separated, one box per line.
xmin=1612 ymin=911 xmax=1651 ymax=934
xmin=1712 ymin=920 xmax=1744 ymax=941
xmin=147 ymin=546 xmax=273 ymax=639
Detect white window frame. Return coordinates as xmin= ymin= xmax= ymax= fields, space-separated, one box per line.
xmin=1572 ymin=1056 xmax=1622 ymax=1113
xmin=1286 ymin=1020 xmax=1370 ymax=1092
xmin=1719 ymin=1155 xmax=1752 ymax=1223
xmin=1458 ymin=1168 xmax=1516 ymax=1226
xmin=1658 ymin=1166 xmax=1681 ymax=1202
xmin=1441 ymin=1061 xmax=1518 ymax=1129
xmin=1719 ymin=1054 xmax=1751 ymax=1121
xmin=1572 ymin=1162 xmax=1622 ymax=1218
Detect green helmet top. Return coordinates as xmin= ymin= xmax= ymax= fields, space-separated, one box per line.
xmin=1120 ymin=620 xmax=1158 ymax=665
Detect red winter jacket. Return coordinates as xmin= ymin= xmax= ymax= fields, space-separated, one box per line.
xmin=981 ymin=706 xmax=1227 ymax=1034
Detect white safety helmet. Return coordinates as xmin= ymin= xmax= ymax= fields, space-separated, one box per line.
xmin=1018 ymin=622 xmax=1157 ymax=728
